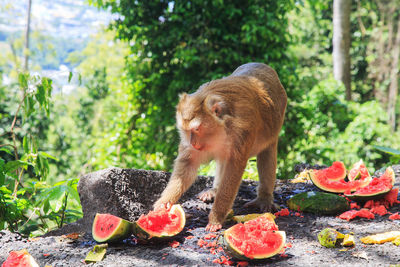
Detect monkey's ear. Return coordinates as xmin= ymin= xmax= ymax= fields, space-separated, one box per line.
xmin=206 ymin=95 xmax=226 ymax=118
xmin=179 ymin=93 xmax=188 ymax=101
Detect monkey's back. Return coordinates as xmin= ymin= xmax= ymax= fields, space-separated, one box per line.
xmin=231 ymin=63 xmax=287 ymax=118
xmin=194 ymin=63 xmax=287 ymax=151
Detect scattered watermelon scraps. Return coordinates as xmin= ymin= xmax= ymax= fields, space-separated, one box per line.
xmin=389 ymin=213 xmax=400 ymax=220
xmin=339 ymin=209 xmax=375 ymax=221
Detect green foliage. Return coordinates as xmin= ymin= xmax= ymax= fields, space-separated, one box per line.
xmin=374 ymin=146 xmax=400 ymax=165
xmin=93 ymin=0 xmax=296 ymax=169
xmin=280 ymin=77 xmax=400 ymax=177
xmin=0 ymin=72 xmax=82 ymax=236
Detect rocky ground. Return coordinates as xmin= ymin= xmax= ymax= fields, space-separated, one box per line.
xmin=1 ymin=165 xmax=400 ymax=266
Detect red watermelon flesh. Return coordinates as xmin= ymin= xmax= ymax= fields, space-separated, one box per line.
xmin=384 ymin=188 xmax=400 ymax=206
xmin=136 ymin=204 xmax=185 ymax=237
xmin=345 ymin=167 xmax=396 ymax=200
xmin=363 ymin=188 xmax=400 ymax=209
xmin=349 ymin=177 xmax=392 ymax=196
xmin=370 ymin=205 xmax=388 ymax=216
xmin=311 ymin=173 xmax=370 ymax=193
xmin=1 ymin=250 xmax=39 ymax=267
xmin=224 ymin=216 xmax=285 ymax=259
xmin=339 ymin=209 xmax=374 ymax=221
xmin=348 ymin=160 xmax=370 ymax=181
xmin=321 ymin=161 xmax=347 ymax=180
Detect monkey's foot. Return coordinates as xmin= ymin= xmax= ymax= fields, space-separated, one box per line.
xmin=243 ymin=198 xmax=279 ymax=213
xmin=197 ymin=188 xmax=217 ymax=203
xmin=205 ymin=223 xmax=222 ymax=232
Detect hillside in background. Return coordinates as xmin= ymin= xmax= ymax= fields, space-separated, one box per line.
xmin=0 ymin=0 xmax=111 ymax=69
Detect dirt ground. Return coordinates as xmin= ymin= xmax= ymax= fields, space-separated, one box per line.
xmin=1 ymin=165 xmax=400 ymax=266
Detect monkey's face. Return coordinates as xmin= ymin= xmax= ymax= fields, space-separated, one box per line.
xmin=176 ymin=93 xmax=222 ymax=152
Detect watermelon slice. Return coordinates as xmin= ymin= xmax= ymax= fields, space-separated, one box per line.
xmin=92 ymin=213 xmax=133 ymax=243
xmin=348 ymin=160 xmax=371 ymax=181
xmin=320 ymin=161 xmax=347 ymax=181
xmin=133 ymin=204 xmax=186 ymax=240
xmin=2 ymin=250 xmax=39 ymax=267
xmin=222 ymin=215 xmax=285 ymax=260
xmin=309 ymin=162 xmax=371 ymax=193
xmin=344 ymin=167 xmax=395 ymax=201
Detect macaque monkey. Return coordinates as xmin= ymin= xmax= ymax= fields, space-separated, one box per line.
xmin=154 ymin=63 xmax=287 ymax=231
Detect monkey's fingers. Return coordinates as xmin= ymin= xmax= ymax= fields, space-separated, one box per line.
xmin=154 ymin=201 xmax=173 ymax=211
xmin=205 ymin=223 xmax=222 ymax=232
xmin=197 ymin=189 xmax=216 ymax=203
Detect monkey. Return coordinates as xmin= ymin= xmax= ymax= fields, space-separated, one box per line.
xmin=154 ymin=63 xmax=287 ymax=232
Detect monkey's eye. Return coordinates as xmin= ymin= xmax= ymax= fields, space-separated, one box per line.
xmin=193 ymin=127 xmax=200 ymax=133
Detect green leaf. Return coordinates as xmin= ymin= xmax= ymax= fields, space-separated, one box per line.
xmin=43 ymin=199 xmax=50 ymax=214
xmin=373 ymin=146 xmax=400 ymax=156
xmin=68 ymin=71 xmax=73 ymax=83
xmin=38 ymin=151 xmax=58 ymax=161
xmin=35 ymin=84 xmax=46 ymax=107
xmin=66 ymin=184 xmax=80 ymax=203
xmin=23 ymin=136 xmax=29 ymax=154
xmin=0 ymin=147 xmax=13 ymax=155
xmin=18 ymin=73 xmax=28 ymax=89
xmin=24 ymin=95 xmax=36 ymax=118
xmin=4 ymin=160 xmax=31 ymax=173
xmin=0 ymin=172 xmax=4 ymax=186
xmin=48 ymin=185 xmax=67 ymax=212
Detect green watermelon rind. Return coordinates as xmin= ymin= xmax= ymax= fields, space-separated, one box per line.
xmin=287 ymin=191 xmax=350 ymax=215
xmin=133 ymin=204 xmax=186 ymax=241
xmin=222 ymin=229 xmax=286 ymax=261
xmin=92 ymin=213 xmax=133 ymax=243
xmin=344 ymin=187 xmax=392 ymax=202
xmin=344 ymin=167 xmax=395 ymax=202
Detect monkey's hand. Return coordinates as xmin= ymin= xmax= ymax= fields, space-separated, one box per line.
xmin=243 ymin=197 xmax=279 ymax=213
xmin=197 ymin=188 xmax=217 ymax=203
xmin=153 ymin=200 xmax=173 ymax=211
xmin=205 ymin=223 xmax=222 ymax=232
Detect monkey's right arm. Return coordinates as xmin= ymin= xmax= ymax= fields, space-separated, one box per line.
xmin=154 ymin=146 xmax=201 ymax=209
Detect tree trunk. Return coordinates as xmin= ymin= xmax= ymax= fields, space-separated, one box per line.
xmin=333 ymin=0 xmax=352 ymax=100
xmin=388 ymin=18 xmax=400 ymax=131
xmin=24 ymin=0 xmax=32 ymax=71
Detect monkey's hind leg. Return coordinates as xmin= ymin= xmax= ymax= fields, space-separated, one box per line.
xmin=244 ymin=142 xmax=278 ymax=212
xmin=197 ymin=161 xmax=224 ymax=203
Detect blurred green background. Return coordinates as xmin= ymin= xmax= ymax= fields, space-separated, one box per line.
xmin=1 ymin=0 xmax=399 ymax=236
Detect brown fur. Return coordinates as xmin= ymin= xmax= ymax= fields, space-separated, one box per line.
xmin=154 ymin=63 xmax=287 ymax=231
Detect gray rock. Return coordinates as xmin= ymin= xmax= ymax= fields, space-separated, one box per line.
xmin=49 ymin=168 xmax=214 ymax=234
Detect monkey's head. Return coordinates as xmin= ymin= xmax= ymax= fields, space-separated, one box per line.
xmin=176 ymin=92 xmax=227 ymax=151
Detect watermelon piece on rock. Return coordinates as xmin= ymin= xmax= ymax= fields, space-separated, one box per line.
xmin=92 ymin=213 xmax=133 ymax=243
xmin=133 ymin=204 xmax=186 ymax=240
